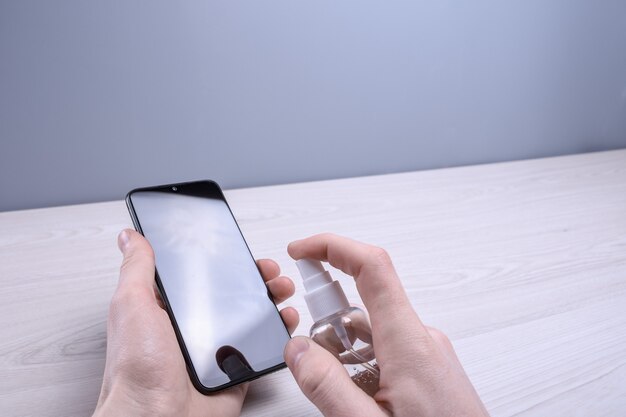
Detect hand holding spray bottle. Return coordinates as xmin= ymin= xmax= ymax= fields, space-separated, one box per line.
xmin=296 ymin=259 xmax=380 ymax=396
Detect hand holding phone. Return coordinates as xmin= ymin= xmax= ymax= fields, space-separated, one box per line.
xmin=93 ymin=229 xmax=299 ymax=417
xmin=123 ymin=180 xmax=293 ymax=392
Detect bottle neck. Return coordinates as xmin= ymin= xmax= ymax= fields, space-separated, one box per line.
xmin=304 ymin=279 xmax=350 ymax=322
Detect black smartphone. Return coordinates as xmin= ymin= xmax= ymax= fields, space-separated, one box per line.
xmin=125 ymin=180 xmax=291 ymax=393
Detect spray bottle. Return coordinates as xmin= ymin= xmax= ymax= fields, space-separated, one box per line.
xmin=296 ymin=259 xmax=380 ymax=396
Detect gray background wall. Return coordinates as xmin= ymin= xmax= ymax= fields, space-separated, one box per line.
xmin=1 ymin=1 xmax=626 ymax=212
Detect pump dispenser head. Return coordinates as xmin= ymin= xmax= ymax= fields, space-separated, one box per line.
xmin=296 ymin=259 xmax=350 ymax=322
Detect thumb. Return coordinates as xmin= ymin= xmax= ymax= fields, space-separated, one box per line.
xmin=284 ymin=337 xmax=381 ymax=417
xmin=115 ymin=229 xmax=157 ymax=303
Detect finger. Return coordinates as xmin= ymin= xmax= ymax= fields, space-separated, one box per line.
xmin=288 ymin=233 xmax=428 ymax=365
xmin=266 ymin=276 xmax=296 ymax=304
xmin=114 ymin=229 xmax=158 ymax=306
xmin=288 ymin=233 xmax=420 ymax=325
xmin=257 ymin=259 xmax=280 ymax=281
xmin=284 ymin=337 xmax=382 ymax=416
xmin=279 ymin=306 xmax=299 ymax=334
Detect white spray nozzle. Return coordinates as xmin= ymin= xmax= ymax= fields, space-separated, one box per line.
xmin=296 ymin=259 xmax=325 ymax=278
xmin=296 ymin=259 xmax=350 ymax=322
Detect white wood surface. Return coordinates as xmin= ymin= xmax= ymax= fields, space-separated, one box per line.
xmin=1 ymin=150 xmax=625 ymax=417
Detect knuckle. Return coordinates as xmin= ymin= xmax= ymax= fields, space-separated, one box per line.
xmin=316 ymin=232 xmax=336 ymax=241
xmin=369 ymin=246 xmax=392 ymax=267
xmin=426 ymin=326 xmax=454 ymax=352
xmin=119 ymin=256 xmax=133 ymax=274
xmin=428 ymin=327 xmax=448 ymax=342
xmin=108 ymin=293 xmax=126 ymax=326
xmin=109 ymin=286 xmax=142 ymax=315
xmin=109 ymin=290 xmax=125 ymax=312
xmin=120 ymin=246 xmax=155 ymax=270
xmin=109 ymin=290 xmax=129 ymax=316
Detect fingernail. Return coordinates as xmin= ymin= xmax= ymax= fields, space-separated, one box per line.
xmin=285 ymin=337 xmax=309 ymax=369
xmin=118 ymin=230 xmax=131 ymax=253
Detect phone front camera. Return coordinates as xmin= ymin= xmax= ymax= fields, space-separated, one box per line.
xmin=172 ymin=186 xmax=178 ymax=191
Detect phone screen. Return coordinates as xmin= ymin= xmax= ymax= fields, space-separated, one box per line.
xmin=126 ymin=181 xmax=290 ymax=391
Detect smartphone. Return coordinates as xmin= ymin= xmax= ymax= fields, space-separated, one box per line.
xmin=125 ymin=180 xmax=291 ymax=393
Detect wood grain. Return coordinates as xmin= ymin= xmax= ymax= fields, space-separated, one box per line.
xmin=1 ymin=150 xmax=625 ymax=416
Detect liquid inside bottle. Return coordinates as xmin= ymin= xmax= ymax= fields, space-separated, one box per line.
xmin=296 ymin=259 xmax=380 ymax=396
xmin=310 ymin=306 xmax=379 ymax=396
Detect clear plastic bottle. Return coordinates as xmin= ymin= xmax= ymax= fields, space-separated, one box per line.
xmin=296 ymin=259 xmax=380 ymax=396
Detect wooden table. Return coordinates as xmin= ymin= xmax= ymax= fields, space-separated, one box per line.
xmin=1 ymin=150 xmax=625 ymax=417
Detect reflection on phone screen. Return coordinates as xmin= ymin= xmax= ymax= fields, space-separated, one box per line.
xmin=129 ymin=186 xmax=289 ymax=389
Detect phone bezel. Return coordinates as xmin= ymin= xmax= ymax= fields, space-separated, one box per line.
xmin=125 ymin=179 xmax=290 ymax=394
